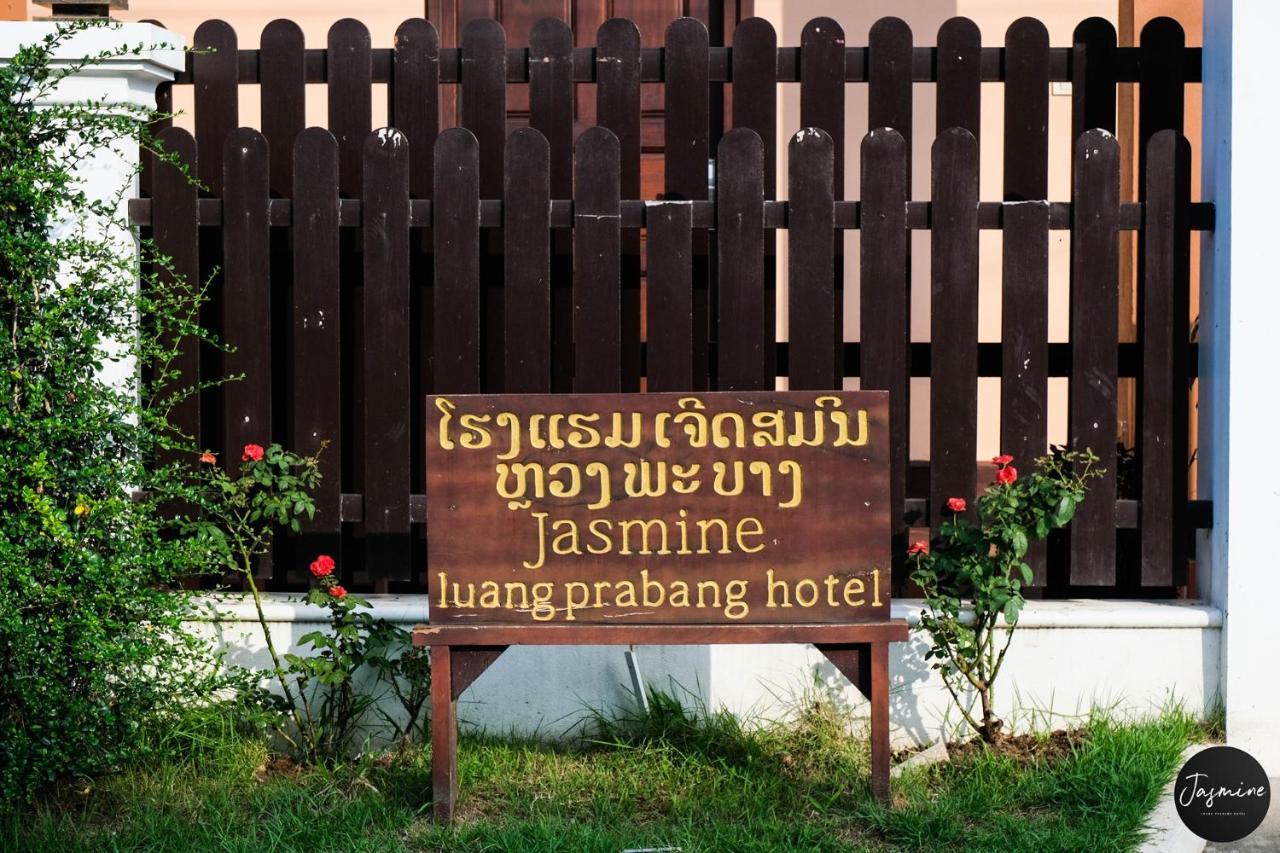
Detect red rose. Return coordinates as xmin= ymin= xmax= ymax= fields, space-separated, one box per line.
xmin=946 ymin=497 xmax=967 ymax=513
xmin=907 ymin=540 xmax=930 ymax=556
xmin=329 ymin=585 xmax=347 ymax=600
xmin=992 ymin=454 xmax=1014 ymax=467
xmin=241 ymin=443 xmax=265 ymax=463
xmin=199 ymin=451 xmax=217 ymax=465
xmin=309 ymin=555 xmax=335 ymax=578
xmin=996 ymin=465 xmax=1018 ymax=485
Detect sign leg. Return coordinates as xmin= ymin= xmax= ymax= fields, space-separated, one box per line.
xmin=870 ymin=640 xmax=891 ymax=803
xmin=431 ymin=645 xmax=458 ymax=823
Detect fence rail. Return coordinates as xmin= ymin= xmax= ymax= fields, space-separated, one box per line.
xmin=138 ymin=14 xmax=1206 ymax=597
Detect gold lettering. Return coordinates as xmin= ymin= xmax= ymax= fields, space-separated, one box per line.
xmin=712 ymin=460 xmax=745 ymax=496
xmin=724 ymin=580 xmax=749 ymax=619
xmin=711 ymin=412 xmax=746 ymax=448
xmin=843 ymin=576 xmax=866 ymax=607
xmin=778 ymin=460 xmax=803 ymax=509
xmin=458 ymin=413 xmax=493 ymax=448
xmin=566 ymin=412 xmax=602 ymax=448
xmin=751 ymin=409 xmax=786 ymax=447
xmin=736 ymin=517 xmax=766 ymax=553
xmin=585 ymin=461 xmax=612 ymax=510
xmin=551 ymin=519 xmax=581 ymax=556
xmin=605 ymin=412 xmax=644 ymax=448
xmin=624 ymin=460 xmax=668 ymax=498
xmin=794 ymin=579 xmax=819 ymax=607
xmin=434 ymin=398 xmax=457 ymax=449
xmin=547 ymin=462 xmax=582 ymax=498
xmin=524 ymin=511 xmax=550 ymax=569
xmin=766 ymin=569 xmax=790 ymax=607
xmin=478 ymin=581 xmax=501 ymax=609
xmin=618 ymin=518 xmax=671 ymax=556
xmin=587 ymin=518 xmax=613 ymax=554
xmin=494 ymin=412 xmax=521 ymax=460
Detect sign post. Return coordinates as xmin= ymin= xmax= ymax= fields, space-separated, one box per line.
xmin=413 ymin=390 xmax=908 ymax=822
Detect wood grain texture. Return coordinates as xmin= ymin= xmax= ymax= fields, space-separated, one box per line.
xmin=433 ymin=129 xmax=481 ymax=394
xmin=787 ymin=128 xmax=837 ymax=391
xmin=291 ymin=128 xmax=342 ymax=533
xmin=1139 ymin=131 xmax=1190 ymax=586
xmin=716 ymin=128 xmax=766 ymax=392
xmin=1069 ymin=129 xmax=1120 ymax=585
xmin=573 ymin=127 xmax=622 ymax=393
xmin=503 ymin=128 xmax=551 ymax=394
xmin=221 ymin=129 xmax=272 ymax=478
xmin=929 ymin=128 xmax=980 ymax=526
xmin=859 ymin=128 xmax=909 ymax=566
xmin=260 ymin=19 xmax=305 ymax=199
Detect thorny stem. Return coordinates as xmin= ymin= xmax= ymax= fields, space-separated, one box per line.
xmin=241 ymin=548 xmax=313 ymax=752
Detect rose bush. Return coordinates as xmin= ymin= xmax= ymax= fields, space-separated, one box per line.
xmin=189 ymin=449 xmax=431 ymax=764
xmin=908 ymin=449 xmax=1103 ymax=743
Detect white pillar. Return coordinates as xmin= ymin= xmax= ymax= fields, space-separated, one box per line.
xmin=1200 ymin=0 xmax=1280 ymax=774
xmin=0 ymin=21 xmax=185 ymax=387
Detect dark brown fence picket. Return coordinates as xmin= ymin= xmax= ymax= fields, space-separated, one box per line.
xmin=665 ymin=18 xmax=711 ymax=392
xmin=715 ymin=128 xmax=766 ymax=392
xmin=221 ymin=129 xmax=272 ymax=483
xmin=1000 ymin=202 xmax=1050 ymax=583
xmin=929 ymin=128 xmax=980 ymax=526
xmin=151 ymin=128 xmax=201 ymax=462
xmin=800 ymin=17 xmax=845 ymax=194
xmin=433 ymin=129 xmax=481 ymax=394
xmin=1003 ymin=18 xmax=1049 ymax=202
xmin=596 ymin=19 xmax=643 ymax=394
xmin=1072 ymin=18 xmax=1117 ymax=143
xmin=328 ymin=19 xmax=373 ymax=199
xmin=646 ymin=202 xmax=694 ymax=393
xmin=1070 ymin=128 xmax=1121 ymax=586
xmin=528 ymin=19 xmax=573 ymax=198
xmin=788 ymin=128 xmax=837 ymax=391
xmin=460 ymin=19 xmax=506 ymax=395
xmin=859 ymin=128 xmax=909 ymax=567
xmin=573 ymin=127 xmax=622 ymax=393
xmin=361 ymin=129 xmax=412 ymax=579
xmin=192 ymin=20 xmax=237 ymax=196
xmin=260 ymin=19 xmax=305 ymax=198
xmin=936 ymin=18 xmax=981 ymax=145
xmin=141 ymin=15 xmax=1210 ymax=595
xmin=867 ymin=18 xmax=913 ymax=188
xmin=391 ymin=18 xmax=440 ymax=200
xmin=1140 ymin=130 xmax=1191 ymax=586
xmin=593 ymin=19 xmax=640 ymax=397
xmin=731 ymin=18 xmax=777 ymax=379
xmin=291 ymin=129 xmax=342 ymax=535
xmin=503 ymin=128 xmax=551 ymax=394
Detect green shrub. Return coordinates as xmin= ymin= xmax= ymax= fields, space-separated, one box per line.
xmin=0 ymin=22 xmax=228 ymax=803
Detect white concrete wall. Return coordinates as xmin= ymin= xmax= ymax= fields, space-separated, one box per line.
xmin=195 ymin=595 xmax=1221 ymax=746
xmin=1200 ymin=0 xmax=1280 ymax=775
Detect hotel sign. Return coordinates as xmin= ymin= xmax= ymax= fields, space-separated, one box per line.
xmin=426 ymin=391 xmax=890 ymax=624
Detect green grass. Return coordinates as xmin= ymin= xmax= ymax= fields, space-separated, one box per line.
xmin=4 ymin=696 xmax=1207 ymax=853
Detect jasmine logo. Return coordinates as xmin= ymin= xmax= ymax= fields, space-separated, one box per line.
xmin=1174 ymin=746 xmax=1270 ymax=842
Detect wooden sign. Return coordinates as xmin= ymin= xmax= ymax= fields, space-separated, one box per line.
xmin=426 ymin=391 xmax=890 ymax=624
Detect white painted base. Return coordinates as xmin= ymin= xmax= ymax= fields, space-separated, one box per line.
xmin=192 ymin=596 xmax=1221 ymax=746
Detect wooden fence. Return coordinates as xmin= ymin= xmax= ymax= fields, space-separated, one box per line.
xmin=130 ymin=14 xmax=1210 ymax=596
